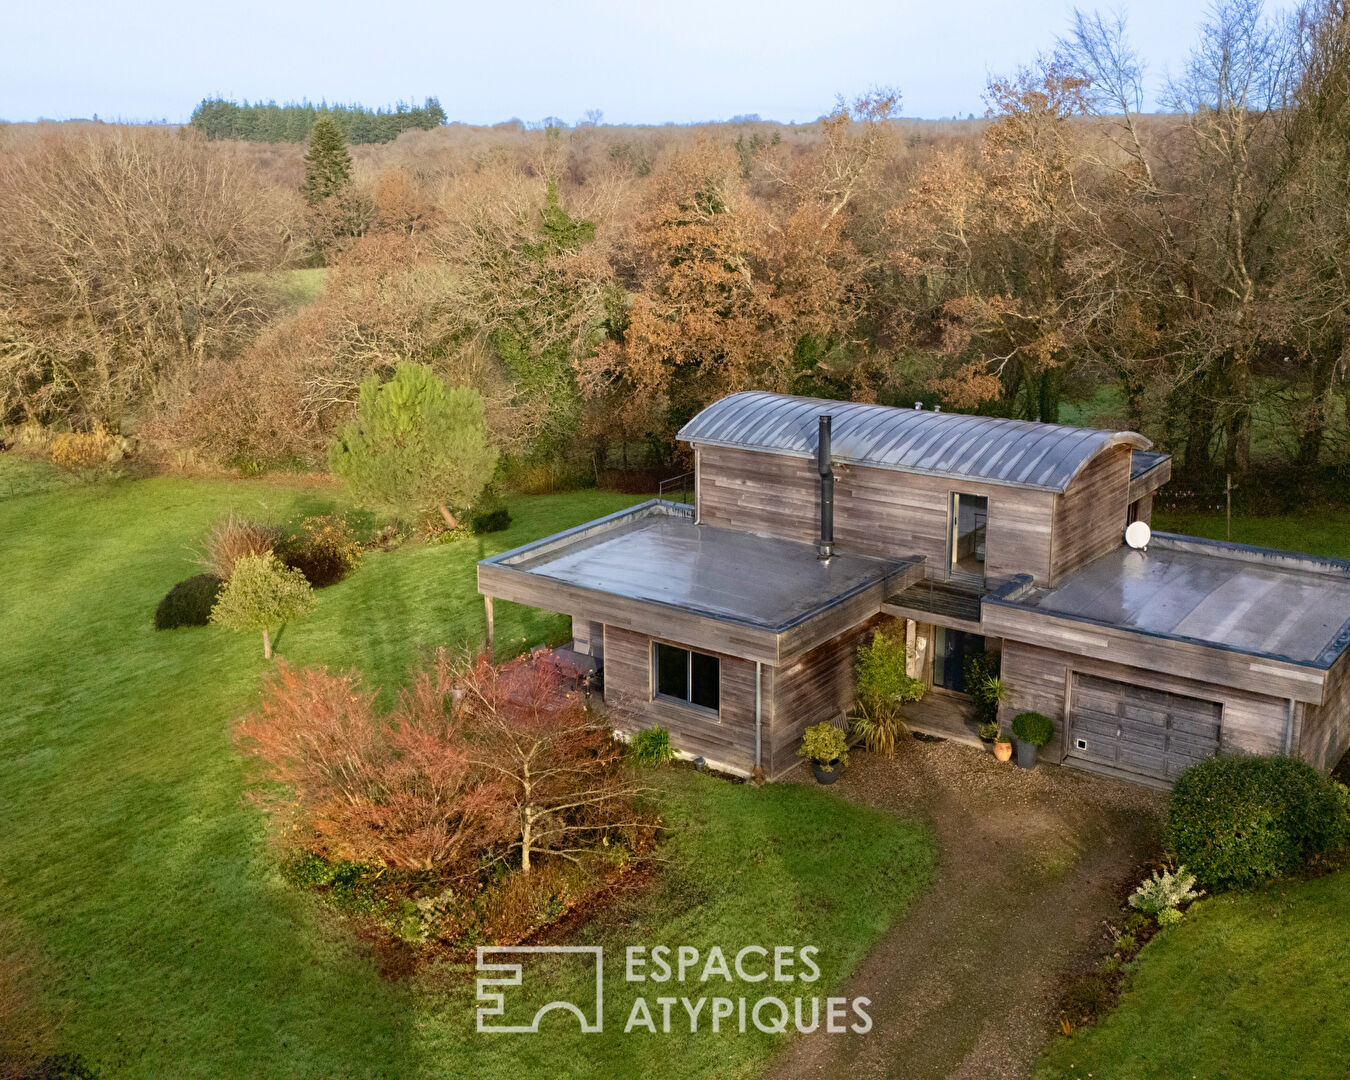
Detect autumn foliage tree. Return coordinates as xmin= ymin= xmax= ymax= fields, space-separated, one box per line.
xmin=237 ymin=651 xmax=645 ymax=882
xmin=236 ymin=657 xmax=511 ymax=873
xmin=454 ymin=654 xmax=641 ymax=873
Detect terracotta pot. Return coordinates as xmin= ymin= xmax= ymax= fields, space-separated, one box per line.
xmin=993 ymin=740 xmax=1013 ymax=763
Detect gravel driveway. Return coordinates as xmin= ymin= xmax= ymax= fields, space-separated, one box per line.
xmin=764 ymin=736 xmax=1164 ymax=1080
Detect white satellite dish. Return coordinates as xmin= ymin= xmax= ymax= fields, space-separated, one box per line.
xmin=1125 ymin=520 xmax=1152 ymax=550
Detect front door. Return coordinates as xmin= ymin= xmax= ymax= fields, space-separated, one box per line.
xmin=932 ymin=627 xmax=985 ymax=693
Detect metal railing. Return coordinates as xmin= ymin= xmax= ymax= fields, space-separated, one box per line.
xmin=657 ymin=471 xmax=695 ymax=510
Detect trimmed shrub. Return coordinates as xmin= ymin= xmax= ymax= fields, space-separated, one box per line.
xmin=276 ymin=514 xmax=362 ymax=588
xmin=1011 ymin=711 xmax=1054 ymax=747
xmin=799 ymin=722 xmax=849 ymax=767
xmin=202 ymin=512 xmax=278 ymax=580
xmin=629 ymin=725 xmax=674 ymax=767
xmin=154 ymin=573 xmax=225 ymax=630
xmin=210 ymin=552 xmax=316 ymax=658
xmin=469 ymin=489 xmax=512 ymax=535
xmin=1167 ymin=754 xmax=1350 ymax=891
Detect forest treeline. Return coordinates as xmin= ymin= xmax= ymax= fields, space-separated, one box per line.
xmin=3 ymin=0 xmax=1350 ymax=498
xmin=190 ymin=97 xmax=447 ymax=144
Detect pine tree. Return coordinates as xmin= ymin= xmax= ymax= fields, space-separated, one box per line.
xmin=328 ymin=363 xmax=498 ymax=527
xmin=301 ymin=118 xmax=352 ymax=205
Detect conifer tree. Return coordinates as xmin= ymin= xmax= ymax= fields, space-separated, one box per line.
xmin=301 ymin=118 xmax=352 ymax=205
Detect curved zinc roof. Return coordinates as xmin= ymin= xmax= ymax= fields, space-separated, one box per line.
xmin=678 ymin=391 xmax=1151 ymax=493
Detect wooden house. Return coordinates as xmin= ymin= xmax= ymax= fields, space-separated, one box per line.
xmin=478 ymin=392 xmax=1350 ymax=786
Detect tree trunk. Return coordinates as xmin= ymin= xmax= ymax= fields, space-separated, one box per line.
xmin=262 ymin=626 xmax=272 ymax=660
xmin=438 ymin=504 xmax=458 ymax=529
xmin=521 ymin=811 xmax=532 ymax=874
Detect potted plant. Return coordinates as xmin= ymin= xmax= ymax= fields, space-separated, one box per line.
xmin=1011 ymin=711 xmax=1055 ymax=769
xmin=978 ymin=721 xmax=1000 ymax=743
xmin=799 ymin=721 xmax=849 ymax=784
xmin=850 ymin=628 xmax=925 ymax=756
xmin=993 ymin=731 xmax=1014 ymax=762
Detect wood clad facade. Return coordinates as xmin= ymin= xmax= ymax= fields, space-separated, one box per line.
xmin=1050 ymin=446 xmax=1133 ymax=580
xmin=1298 ymin=647 xmax=1350 ymax=772
xmin=763 ymin=615 xmax=894 ymax=778
xmin=602 ymin=625 xmax=762 ymax=775
xmin=998 ymin=638 xmax=1296 ymax=774
xmin=600 ymin=617 xmax=896 ymax=779
xmin=696 ymin=444 xmax=1130 ymax=586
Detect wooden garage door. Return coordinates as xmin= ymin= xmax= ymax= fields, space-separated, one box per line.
xmin=1069 ymin=674 xmax=1221 ymax=781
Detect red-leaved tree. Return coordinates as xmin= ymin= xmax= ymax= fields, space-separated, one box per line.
xmin=456 ymin=654 xmax=643 ymax=874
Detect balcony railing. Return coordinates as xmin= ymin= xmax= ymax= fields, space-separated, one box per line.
xmin=657 ymin=472 xmax=695 ymax=518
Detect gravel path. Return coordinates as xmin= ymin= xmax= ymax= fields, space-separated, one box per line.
xmin=764 ymin=737 xmax=1163 ymax=1080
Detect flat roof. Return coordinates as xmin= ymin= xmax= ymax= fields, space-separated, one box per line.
xmin=1130 ymin=449 xmax=1171 ymax=482
xmin=1022 ymin=536 xmax=1350 ymax=666
xmin=486 ymin=502 xmax=909 ymax=633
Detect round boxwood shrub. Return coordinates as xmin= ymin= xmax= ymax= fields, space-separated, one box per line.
xmin=469 ymin=489 xmax=512 ymax=535
xmin=1167 ymin=754 xmax=1350 ymax=891
xmin=154 ymin=573 xmax=224 ymax=630
xmin=1011 ymin=711 xmax=1054 ymax=747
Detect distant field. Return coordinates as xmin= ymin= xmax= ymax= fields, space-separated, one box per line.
xmin=1152 ymin=508 xmax=1350 ymax=560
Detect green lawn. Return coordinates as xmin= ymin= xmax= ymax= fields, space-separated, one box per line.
xmin=1036 ymin=869 xmax=1350 ymax=1080
xmin=1153 ymin=508 xmax=1350 ymax=560
xmin=0 ymin=465 xmax=933 ymax=1079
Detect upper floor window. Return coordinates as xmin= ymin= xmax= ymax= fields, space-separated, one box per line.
xmin=950 ymin=493 xmax=988 ymax=579
xmin=654 ymin=642 xmax=720 ymax=712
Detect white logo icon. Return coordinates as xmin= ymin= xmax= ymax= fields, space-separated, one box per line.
xmin=476 ymin=945 xmax=604 ymax=1033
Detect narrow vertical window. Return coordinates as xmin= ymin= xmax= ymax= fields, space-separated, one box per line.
xmin=950 ymin=493 xmax=989 ymax=580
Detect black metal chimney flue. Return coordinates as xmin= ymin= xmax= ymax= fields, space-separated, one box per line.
xmin=817 ymin=414 xmax=834 ymax=560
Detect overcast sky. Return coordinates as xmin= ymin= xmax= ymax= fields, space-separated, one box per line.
xmin=5 ymin=0 xmax=1222 ymax=126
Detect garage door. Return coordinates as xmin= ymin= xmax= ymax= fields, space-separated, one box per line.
xmin=1068 ymin=674 xmax=1221 ymax=781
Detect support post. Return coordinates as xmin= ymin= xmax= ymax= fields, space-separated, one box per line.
xmin=484 ymin=594 xmax=495 ymax=661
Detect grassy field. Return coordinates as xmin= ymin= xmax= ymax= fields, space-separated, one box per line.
xmin=0 ymin=458 xmax=934 ymax=1079
xmin=1153 ymin=507 xmax=1350 ymax=560
xmin=1036 ymin=869 xmax=1350 ymax=1080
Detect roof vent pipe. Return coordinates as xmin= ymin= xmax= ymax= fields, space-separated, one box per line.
xmin=914 ymin=401 xmax=923 ymax=410
xmin=817 ymin=414 xmax=834 ymax=560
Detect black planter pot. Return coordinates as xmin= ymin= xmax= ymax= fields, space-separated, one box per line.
xmin=1016 ymin=739 xmax=1039 ymax=769
xmin=811 ymin=758 xmax=842 ymax=785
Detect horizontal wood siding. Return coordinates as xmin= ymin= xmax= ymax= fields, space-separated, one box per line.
xmin=998 ymin=639 xmax=1293 ymax=772
xmin=765 ymin=615 xmax=895 ymax=778
xmin=1298 ymin=646 xmax=1350 ymax=772
xmin=602 ymin=625 xmax=760 ymax=775
xmin=1050 ymin=445 xmax=1132 ymax=583
xmin=983 ymin=601 xmax=1329 ymax=704
xmin=697 ymin=446 xmax=1057 ymax=583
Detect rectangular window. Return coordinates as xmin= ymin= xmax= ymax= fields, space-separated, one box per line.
xmin=932 ymin=628 xmax=986 ymax=693
xmin=653 ymin=642 xmax=720 ymax=712
xmin=950 ymin=493 xmax=988 ymax=579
